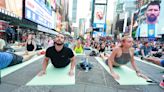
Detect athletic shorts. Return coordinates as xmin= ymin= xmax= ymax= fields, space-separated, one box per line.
xmin=8 ymin=53 xmax=23 ymax=67
xmin=160 ymin=60 xmax=164 ymax=67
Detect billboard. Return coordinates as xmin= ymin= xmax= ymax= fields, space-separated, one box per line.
xmin=135 ymin=1 xmax=162 ymax=40
xmin=94 ymin=5 xmax=106 ymax=24
xmin=0 ymin=0 xmax=23 ymax=18
xmin=25 ymin=0 xmax=53 ymax=29
xmin=93 ymin=5 xmax=106 ymax=29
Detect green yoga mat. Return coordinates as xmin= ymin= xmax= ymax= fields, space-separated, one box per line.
xmin=26 ymin=64 xmax=75 ymax=86
xmin=73 ymin=51 xmax=85 ymax=56
xmin=1 ymin=55 xmax=44 ymax=78
xmin=75 ymin=53 xmax=85 ymax=56
xmin=95 ymin=57 xmax=152 ymax=85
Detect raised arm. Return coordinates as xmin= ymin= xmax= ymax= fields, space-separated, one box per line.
xmin=130 ymin=48 xmax=140 ymax=73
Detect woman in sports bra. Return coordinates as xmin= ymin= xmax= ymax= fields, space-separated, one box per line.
xmin=107 ymin=36 xmax=148 ymax=80
xmin=25 ymin=34 xmax=37 ymax=51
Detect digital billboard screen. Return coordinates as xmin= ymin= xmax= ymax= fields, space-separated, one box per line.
xmin=25 ymin=0 xmax=53 ymax=28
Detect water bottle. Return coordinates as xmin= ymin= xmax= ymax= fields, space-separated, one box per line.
xmin=85 ymin=66 xmax=89 ymax=72
xmin=85 ymin=56 xmax=89 ymax=72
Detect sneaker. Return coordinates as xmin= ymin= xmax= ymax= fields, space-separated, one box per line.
xmin=159 ymin=80 xmax=164 ymax=88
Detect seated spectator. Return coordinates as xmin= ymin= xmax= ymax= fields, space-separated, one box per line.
xmin=25 ymin=34 xmax=37 ymax=51
xmin=74 ymin=38 xmax=84 ymax=53
xmin=99 ymin=42 xmax=106 ymax=53
xmin=140 ymin=42 xmax=152 ymax=58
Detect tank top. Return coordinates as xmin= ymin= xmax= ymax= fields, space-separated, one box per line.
xmin=27 ymin=40 xmax=34 ymax=51
xmin=114 ymin=49 xmax=131 ymax=65
xmin=74 ymin=45 xmax=83 ymax=53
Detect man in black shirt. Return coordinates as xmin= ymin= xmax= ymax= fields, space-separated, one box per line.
xmin=38 ymin=33 xmax=75 ymax=76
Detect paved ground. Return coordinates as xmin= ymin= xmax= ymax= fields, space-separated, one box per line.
xmin=0 ymin=50 xmax=164 ymax=92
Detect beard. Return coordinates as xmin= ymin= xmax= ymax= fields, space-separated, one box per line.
xmin=54 ymin=42 xmax=64 ymax=46
xmin=147 ymin=14 xmax=157 ymax=22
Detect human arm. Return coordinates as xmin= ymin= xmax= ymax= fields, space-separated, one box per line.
xmin=108 ymin=48 xmax=120 ymax=80
xmin=141 ymin=47 xmax=146 ymax=57
xmin=25 ymin=41 xmax=28 ymax=51
xmin=38 ymin=48 xmax=50 ymax=76
xmin=130 ymin=48 xmax=149 ymax=80
xmin=38 ymin=57 xmax=49 ymax=76
xmin=32 ymin=40 xmax=37 ymax=51
xmin=69 ymin=56 xmax=76 ymax=76
xmin=130 ymin=48 xmax=140 ymax=73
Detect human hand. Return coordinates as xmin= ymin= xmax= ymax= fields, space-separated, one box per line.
xmin=111 ymin=72 xmax=120 ymax=80
xmin=38 ymin=70 xmax=46 ymax=76
xmin=136 ymin=72 xmax=149 ymax=80
xmin=68 ymin=70 xmax=74 ymax=76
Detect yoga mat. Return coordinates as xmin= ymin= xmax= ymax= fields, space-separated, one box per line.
xmin=75 ymin=53 xmax=85 ymax=56
xmin=95 ymin=57 xmax=153 ymax=85
xmin=73 ymin=51 xmax=85 ymax=56
xmin=26 ymin=64 xmax=75 ymax=86
xmin=1 ymin=55 xmax=44 ymax=78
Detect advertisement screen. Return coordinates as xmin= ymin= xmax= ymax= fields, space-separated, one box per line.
xmin=93 ymin=31 xmax=106 ymax=37
xmin=94 ymin=5 xmax=106 ymax=24
xmin=93 ymin=5 xmax=106 ymax=29
xmin=25 ymin=0 xmax=53 ymax=28
xmin=0 ymin=0 xmax=23 ymax=18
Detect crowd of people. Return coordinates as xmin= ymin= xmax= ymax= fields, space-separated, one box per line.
xmin=0 ymin=31 xmax=164 ymax=88
xmin=0 ymin=0 xmax=163 ymax=89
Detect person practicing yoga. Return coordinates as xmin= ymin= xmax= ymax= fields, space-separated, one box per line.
xmin=0 ymin=51 xmax=37 ymax=69
xmin=38 ymin=33 xmax=75 ymax=76
xmin=74 ymin=38 xmax=84 ymax=53
xmin=107 ymin=36 xmax=149 ymax=80
xmin=144 ymin=57 xmax=164 ymax=67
